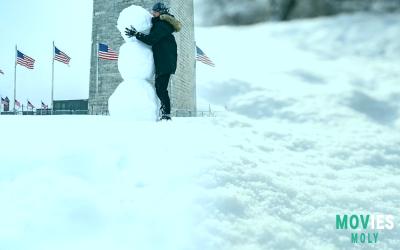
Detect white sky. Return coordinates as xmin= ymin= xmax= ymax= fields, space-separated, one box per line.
xmin=0 ymin=0 xmax=93 ymax=106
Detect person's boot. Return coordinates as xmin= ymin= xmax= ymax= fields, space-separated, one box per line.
xmin=159 ymin=105 xmax=165 ymax=118
xmin=158 ymin=104 xmax=171 ymax=121
xmin=160 ymin=114 xmax=172 ymax=121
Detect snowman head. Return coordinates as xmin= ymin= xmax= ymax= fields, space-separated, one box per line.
xmin=117 ymin=5 xmax=153 ymax=42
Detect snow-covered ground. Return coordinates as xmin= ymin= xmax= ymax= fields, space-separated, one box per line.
xmin=1 ymin=12 xmax=400 ymax=250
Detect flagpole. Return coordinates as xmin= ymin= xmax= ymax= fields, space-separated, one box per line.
xmin=96 ymin=39 xmax=99 ymax=94
xmin=13 ymin=45 xmax=17 ymax=113
xmin=51 ymin=41 xmax=55 ymax=114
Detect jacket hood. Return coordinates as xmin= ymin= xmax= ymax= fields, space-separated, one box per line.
xmin=160 ymin=14 xmax=182 ymax=32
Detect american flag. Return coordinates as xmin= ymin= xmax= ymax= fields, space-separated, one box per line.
xmin=16 ymin=50 xmax=35 ymax=69
xmin=2 ymin=96 xmax=10 ymax=104
xmin=27 ymin=100 xmax=35 ymax=109
xmin=98 ymin=43 xmax=118 ymax=60
xmin=54 ymin=46 xmax=71 ymax=65
xmin=41 ymin=101 xmax=48 ymax=109
xmin=0 ymin=69 xmax=4 ymax=75
xmin=15 ymin=99 xmax=21 ymax=108
xmin=196 ymin=46 xmax=215 ymax=67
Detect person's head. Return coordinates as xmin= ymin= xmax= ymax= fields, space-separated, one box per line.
xmin=151 ymin=2 xmax=169 ymax=17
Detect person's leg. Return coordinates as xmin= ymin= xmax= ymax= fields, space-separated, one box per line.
xmin=155 ymin=74 xmax=171 ymax=115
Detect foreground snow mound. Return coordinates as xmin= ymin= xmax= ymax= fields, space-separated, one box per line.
xmin=0 ymin=116 xmax=201 ymax=250
xmin=0 ymin=115 xmax=399 ymax=250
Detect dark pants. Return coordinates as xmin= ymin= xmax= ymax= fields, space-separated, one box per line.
xmin=155 ymin=74 xmax=171 ymax=115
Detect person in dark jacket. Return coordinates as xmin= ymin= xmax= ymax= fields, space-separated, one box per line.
xmin=125 ymin=2 xmax=182 ymax=121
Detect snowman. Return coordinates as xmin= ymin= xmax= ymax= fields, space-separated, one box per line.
xmin=108 ymin=5 xmax=158 ymax=121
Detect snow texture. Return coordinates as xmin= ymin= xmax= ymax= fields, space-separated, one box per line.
xmin=109 ymin=5 xmax=157 ymax=121
xmin=193 ymin=13 xmax=400 ymax=249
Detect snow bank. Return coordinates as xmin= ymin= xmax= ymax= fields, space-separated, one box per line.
xmin=196 ymin=12 xmax=400 ymax=126
xmin=0 ymin=112 xmax=399 ymax=249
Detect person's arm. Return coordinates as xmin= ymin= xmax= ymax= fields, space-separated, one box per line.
xmin=136 ymin=22 xmax=171 ymax=46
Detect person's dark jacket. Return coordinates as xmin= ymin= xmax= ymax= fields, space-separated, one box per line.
xmin=136 ymin=14 xmax=182 ymax=76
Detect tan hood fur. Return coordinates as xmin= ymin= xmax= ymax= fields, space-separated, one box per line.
xmin=160 ymin=14 xmax=182 ymax=32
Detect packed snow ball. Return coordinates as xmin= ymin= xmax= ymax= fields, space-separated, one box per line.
xmin=118 ymin=42 xmax=154 ymax=81
xmin=117 ymin=4 xmax=152 ymax=42
xmin=108 ymin=80 xmax=158 ymax=120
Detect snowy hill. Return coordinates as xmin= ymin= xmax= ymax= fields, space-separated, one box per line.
xmin=1 ymin=12 xmax=400 ymax=250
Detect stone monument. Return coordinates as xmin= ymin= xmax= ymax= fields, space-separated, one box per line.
xmin=88 ymin=0 xmax=196 ymax=115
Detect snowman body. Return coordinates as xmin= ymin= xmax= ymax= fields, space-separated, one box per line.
xmin=108 ymin=5 xmax=158 ymax=121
